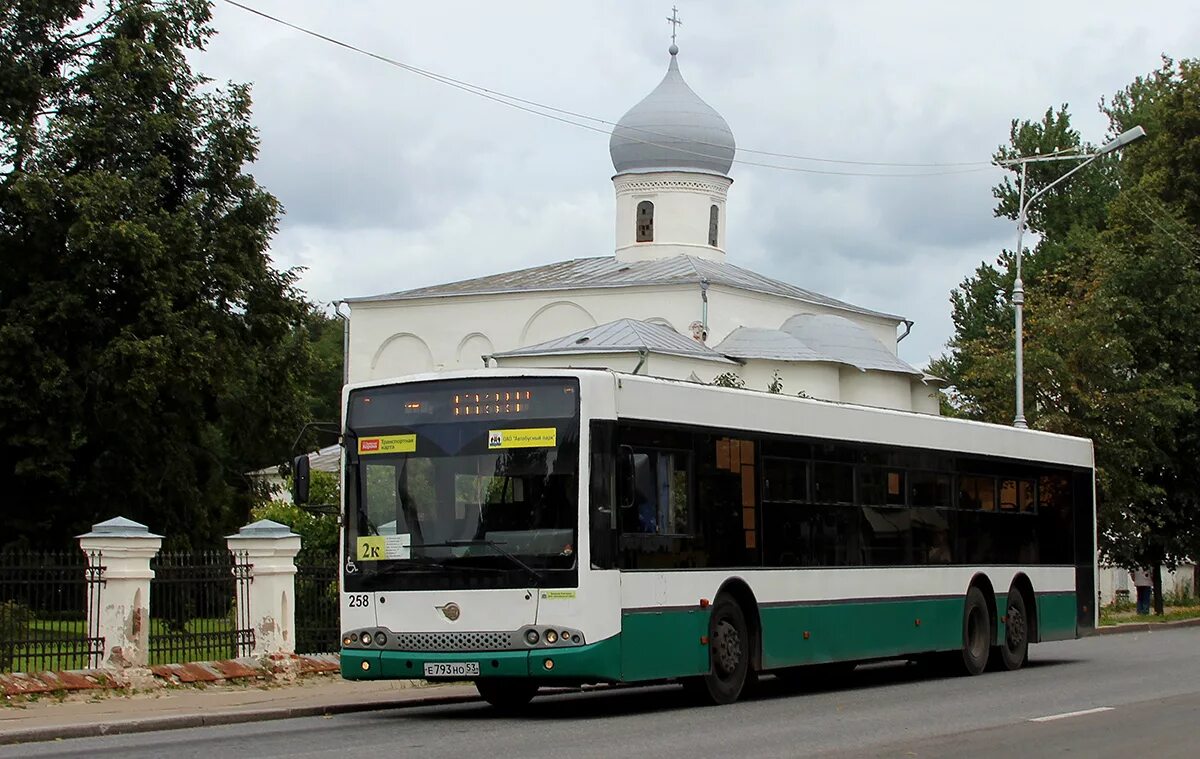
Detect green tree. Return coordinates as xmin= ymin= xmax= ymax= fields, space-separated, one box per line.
xmin=307 ymin=313 xmax=344 ymax=424
xmin=252 ymin=471 xmax=340 ymax=559
xmin=933 ymin=58 xmax=1200 ymax=611
xmin=0 ymin=1 xmax=325 ymax=549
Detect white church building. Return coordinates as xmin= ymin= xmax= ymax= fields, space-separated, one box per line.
xmin=344 ymin=43 xmax=943 ymax=415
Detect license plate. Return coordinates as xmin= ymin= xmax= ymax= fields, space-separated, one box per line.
xmin=423 ymin=661 xmax=480 ymax=678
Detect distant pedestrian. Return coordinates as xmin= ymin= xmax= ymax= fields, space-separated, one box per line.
xmin=1132 ymin=568 xmax=1153 ymax=615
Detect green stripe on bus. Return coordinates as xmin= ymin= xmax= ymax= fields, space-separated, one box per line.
xmin=1036 ymin=592 xmax=1078 ymax=641
xmin=618 ymin=591 xmax=1079 ymax=682
xmin=759 ymin=597 xmax=965 ymax=669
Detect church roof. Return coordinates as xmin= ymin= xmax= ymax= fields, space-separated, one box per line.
xmin=780 ymin=314 xmax=921 ymax=375
xmin=492 ymin=318 xmax=737 ymax=364
xmin=609 ymin=47 xmax=736 ymax=176
xmin=347 ymin=254 xmax=902 ymax=322
xmin=713 ymin=327 xmax=826 ymax=362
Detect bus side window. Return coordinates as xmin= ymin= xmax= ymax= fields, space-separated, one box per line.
xmin=627 ymin=450 xmax=690 ymax=536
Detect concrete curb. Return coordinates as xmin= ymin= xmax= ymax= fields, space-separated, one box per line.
xmin=1094 ymin=616 xmax=1200 ymax=635
xmin=0 ymin=689 xmax=480 ymax=747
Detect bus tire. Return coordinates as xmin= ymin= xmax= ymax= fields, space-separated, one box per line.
xmin=996 ymin=589 xmax=1030 ymax=671
xmin=959 ymin=586 xmax=991 ymax=676
xmin=475 ymin=679 xmax=538 ymax=711
xmin=689 ymin=594 xmax=751 ymax=705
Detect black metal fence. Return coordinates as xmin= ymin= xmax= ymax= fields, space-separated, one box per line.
xmin=0 ymin=551 xmax=104 ymax=673
xmin=295 ymin=551 xmax=339 ymax=654
xmin=148 ymin=550 xmax=254 ymax=664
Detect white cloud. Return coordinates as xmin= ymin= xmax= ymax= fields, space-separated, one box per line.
xmin=202 ymin=0 xmax=1198 ymax=368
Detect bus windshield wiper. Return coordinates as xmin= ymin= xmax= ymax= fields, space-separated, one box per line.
xmin=367 ymin=555 xmax=505 ymax=577
xmin=418 ymin=540 xmax=545 ymax=587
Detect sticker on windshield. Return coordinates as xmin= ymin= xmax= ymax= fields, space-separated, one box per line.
xmin=384 ymin=534 xmax=411 ymax=560
xmin=356 ymin=536 xmax=386 ymax=561
xmin=356 ymin=534 xmax=410 ymax=561
xmin=488 ymin=428 xmax=557 ymax=449
xmin=358 ymin=434 xmax=416 ymax=455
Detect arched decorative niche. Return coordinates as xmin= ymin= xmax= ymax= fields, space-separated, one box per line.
xmin=520 ymin=301 xmax=597 ymax=345
xmin=370 ymin=332 xmax=435 ymax=379
xmin=457 ymin=332 xmax=495 ymax=368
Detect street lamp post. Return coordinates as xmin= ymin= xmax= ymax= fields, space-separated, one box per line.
xmin=998 ymin=125 xmax=1146 ymax=429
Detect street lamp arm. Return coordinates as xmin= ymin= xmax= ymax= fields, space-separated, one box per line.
xmin=1022 ymin=152 xmax=1103 ymax=214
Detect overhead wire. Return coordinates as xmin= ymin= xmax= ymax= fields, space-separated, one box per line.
xmin=218 ymin=0 xmax=995 ymax=178
xmin=1126 ymin=187 xmax=1200 ymax=254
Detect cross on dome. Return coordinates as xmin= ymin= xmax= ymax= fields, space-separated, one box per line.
xmin=667 ymin=6 xmax=682 ymax=52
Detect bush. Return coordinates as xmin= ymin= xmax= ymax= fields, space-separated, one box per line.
xmin=1163 ymin=585 xmax=1196 ymax=607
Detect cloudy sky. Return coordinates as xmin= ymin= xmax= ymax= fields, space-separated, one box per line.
xmin=198 ymin=0 xmax=1197 ymax=368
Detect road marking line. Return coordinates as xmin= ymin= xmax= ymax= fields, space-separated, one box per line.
xmin=1029 ymin=706 xmax=1114 ymax=723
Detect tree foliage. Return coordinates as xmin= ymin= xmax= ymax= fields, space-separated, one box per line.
xmin=251 ymin=470 xmax=340 ymax=559
xmin=0 ymin=1 xmax=337 ymax=549
xmin=933 ymin=58 xmax=1200 ymax=603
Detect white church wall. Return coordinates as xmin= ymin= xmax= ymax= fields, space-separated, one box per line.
xmin=910 ymin=379 xmax=941 ymax=415
xmin=839 ymin=367 xmax=913 ymax=412
xmin=521 ymin=301 xmax=598 ymax=344
xmin=735 ymin=360 xmax=841 ymax=402
xmin=456 ymin=332 xmax=495 ymax=369
xmin=368 ymin=332 xmax=434 ymax=380
xmin=614 ymin=172 xmax=731 ymax=262
xmin=347 ymin=286 xmax=705 ymax=384
xmin=490 ymin=352 xmax=720 ymax=382
xmin=492 ymin=353 xmax=641 ymax=374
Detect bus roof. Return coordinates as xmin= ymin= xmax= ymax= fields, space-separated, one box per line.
xmin=345 ymin=368 xmax=1094 ymax=470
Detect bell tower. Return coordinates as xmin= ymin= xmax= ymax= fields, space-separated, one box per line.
xmin=609 ymin=41 xmax=736 ymax=263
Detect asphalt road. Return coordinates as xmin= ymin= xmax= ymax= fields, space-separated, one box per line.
xmin=7 ymin=627 xmax=1200 ymax=759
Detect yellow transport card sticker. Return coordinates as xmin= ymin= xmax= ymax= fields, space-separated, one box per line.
xmin=540 ymin=590 xmax=576 ymax=600
xmin=488 ymin=427 xmax=557 ymax=449
xmin=358 ymin=434 xmax=416 ymax=455
xmin=356 ymin=536 xmax=387 ymax=561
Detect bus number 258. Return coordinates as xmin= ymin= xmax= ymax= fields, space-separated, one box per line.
xmin=347 ymin=594 xmax=370 ymax=608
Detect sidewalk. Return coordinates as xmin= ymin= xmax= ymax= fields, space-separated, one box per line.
xmin=0 ymin=675 xmax=477 ymax=746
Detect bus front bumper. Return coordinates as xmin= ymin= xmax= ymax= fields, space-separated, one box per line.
xmin=341 ymin=636 xmax=621 ymax=682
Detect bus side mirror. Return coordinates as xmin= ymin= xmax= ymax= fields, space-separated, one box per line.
xmin=617 ymin=445 xmax=636 ymax=509
xmin=292 ymin=454 xmax=311 ymax=505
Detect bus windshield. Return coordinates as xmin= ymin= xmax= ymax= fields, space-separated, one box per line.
xmin=343 ymin=377 xmax=580 ymax=590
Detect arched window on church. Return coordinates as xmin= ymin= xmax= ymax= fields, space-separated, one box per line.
xmin=708 ymin=204 xmax=720 ymax=246
xmin=636 ymin=201 xmax=654 ymax=242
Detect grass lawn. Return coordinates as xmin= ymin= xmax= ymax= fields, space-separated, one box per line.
xmin=1099 ymin=604 xmax=1200 ymax=626
xmin=3 ymin=617 xmax=243 ymax=672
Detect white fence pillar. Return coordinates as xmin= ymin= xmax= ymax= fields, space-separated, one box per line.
xmin=226 ymin=519 xmax=301 ymax=658
xmin=77 ymin=517 xmax=163 ymax=668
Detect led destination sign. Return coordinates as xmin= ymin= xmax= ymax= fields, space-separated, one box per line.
xmin=453 ymin=390 xmax=533 ymax=417
xmin=348 ymin=379 xmax=577 ymax=429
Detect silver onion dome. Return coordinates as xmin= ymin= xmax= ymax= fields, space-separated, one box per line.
xmin=609 ymin=47 xmax=736 ymax=176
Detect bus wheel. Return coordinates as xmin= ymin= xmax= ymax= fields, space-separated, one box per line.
xmin=689 ymin=594 xmax=751 ymax=705
xmin=475 ymin=679 xmax=538 ymax=711
xmin=959 ymin=587 xmax=991 ymax=676
xmin=996 ymin=590 xmax=1029 ymax=671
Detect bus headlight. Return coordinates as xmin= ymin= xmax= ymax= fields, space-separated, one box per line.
xmin=374 ymin=631 xmax=388 ymax=646
xmin=360 ymin=631 xmax=373 ymax=646
xmin=545 ymin=630 xmax=558 ymax=644
xmin=524 ymin=629 xmax=540 ymax=645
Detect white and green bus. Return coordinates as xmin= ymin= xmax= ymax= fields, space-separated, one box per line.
xmin=298 ymin=368 xmax=1095 ymax=708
